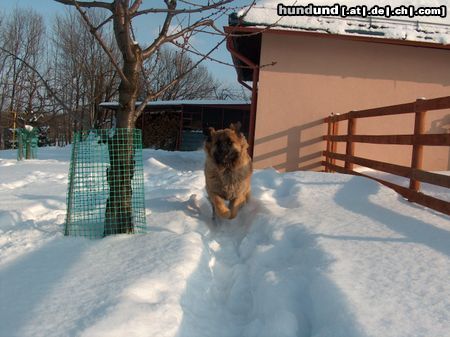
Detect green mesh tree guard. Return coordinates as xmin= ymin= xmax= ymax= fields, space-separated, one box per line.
xmin=17 ymin=128 xmax=38 ymax=160
xmin=65 ymin=128 xmax=146 ymax=238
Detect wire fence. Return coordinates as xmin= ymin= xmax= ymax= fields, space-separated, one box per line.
xmin=17 ymin=128 xmax=38 ymax=160
xmin=65 ymin=128 xmax=146 ymax=238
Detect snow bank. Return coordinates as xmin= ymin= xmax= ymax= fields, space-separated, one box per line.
xmin=0 ymin=147 xmax=449 ymax=337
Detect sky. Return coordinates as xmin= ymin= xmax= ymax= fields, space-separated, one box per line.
xmin=1 ymin=0 xmax=253 ymax=90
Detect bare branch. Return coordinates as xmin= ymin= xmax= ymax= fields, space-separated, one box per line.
xmin=178 ymin=0 xmax=204 ymax=7
xmin=94 ymin=14 xmax=114 ymax=31
xmin=129 ymin=0 xmax=142 ymax=15
xmin=133 ymin=0 xmax=234 ymax=17
xmin=169 ymin=40 xmax=277 ymax=70
xmin=141 ymin=0 xmax=177 ymax=59
xmin=135 ymin=0 xmax=263 ymax=117
xmin=135 ymin=31 xmax=228 ymax=119
xmin=68 ymin=0 xmax=129 ymax=85
xmin=142 ymin=10 xmax=221 ymax=60
xmin=53 ymin=0 xmax=113 ymax=10
xmin=165 ymin=19 xmax=213 ymax=44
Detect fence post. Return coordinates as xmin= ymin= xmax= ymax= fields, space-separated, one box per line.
xmin=325 ymin=115 xmax=332 ymax=172
xmin=345 ymin=114 xmax=356 ymax=171
xmin=331 ymin=114 xmax=339 ymax=171
xmin=409 ymin=98 xmax=426 ymax=192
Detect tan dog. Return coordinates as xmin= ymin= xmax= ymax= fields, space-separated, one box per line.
xmin=204 ymin=122 xmax=252 ymax=220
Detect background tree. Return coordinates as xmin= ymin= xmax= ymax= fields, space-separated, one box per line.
xmin=0 ymin=7 xmax=122 ymax=147
xmin=0 ymin=15 xmax=7 ymax=149
xmin=142 ymin=47 xmax=217 ymax=101
xmin=140 ymin=47 xmax=245 ymax=101
xmin=0 ymin=8 xmax=46 ymax=149
xmin=51 ymin=9 xmax=120 ymax=141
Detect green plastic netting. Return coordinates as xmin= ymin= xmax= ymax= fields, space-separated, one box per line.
xmin=17 ymin=128 xmax=38 ymax=160
xmin=64 ymin=128 xmax=146 ymax=238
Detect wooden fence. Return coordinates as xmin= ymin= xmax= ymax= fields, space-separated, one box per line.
xmin=323 ymin=96 xmax=450 ymax=216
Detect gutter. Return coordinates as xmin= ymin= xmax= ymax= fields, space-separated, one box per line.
xmin=225 ymin=33 xmax=260 ymax=159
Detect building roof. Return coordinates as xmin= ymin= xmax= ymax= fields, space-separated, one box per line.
xmin=100 ymin=99 xmax=250 ymax=110
xmin=236 ymin=0 xmax=450 ymax=45
xmin=227 ymin=1 xmax=450 ymax=82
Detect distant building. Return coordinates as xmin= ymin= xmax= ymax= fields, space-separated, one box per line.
xmin=100 ymin=100 xmax=250 ymax=151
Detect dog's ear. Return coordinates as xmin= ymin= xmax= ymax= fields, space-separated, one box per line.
xmin=229 ymin=122 xmax=242 ymax=135
xmin=205 ymin=127 xmax=215 ymax=142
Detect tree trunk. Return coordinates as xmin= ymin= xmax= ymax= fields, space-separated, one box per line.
xmin=0 ymin=116 xmax=3 ymax=150
xmin=103 ymin=2 xmax=144 ymax=236
xmin=26 ymin=141 xmax=31 ymax=159
xmin=103 ymin=54 xmax=141 ymax=235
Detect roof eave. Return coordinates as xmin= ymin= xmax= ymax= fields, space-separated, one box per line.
xmin=225 ymin=25 xmax=450 ymax=51
xmin=224 ymin=26 xmax=262 ymax=82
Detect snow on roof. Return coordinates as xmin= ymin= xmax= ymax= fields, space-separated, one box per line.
xmin=238 ymin=0 xmax=450 ymax=45
xmin=100 ymin=99 xmax=250 ymax=108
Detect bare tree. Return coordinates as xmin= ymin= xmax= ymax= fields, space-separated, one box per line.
xmin=53 ymin=0 xmax=242 ymax=127
xmin=213 ymin=83 xmax=250 ymax=101
xmin=52 ymin=0 xmax=250 ymax=235
xmin=51 ymin=9 xmax=120 ymax=140
xmin=141 ymin=47 xmax=248 ymax=102
xmin=141 ymin=47 xmax=219 ymax=101
xmin=0 ymin=15 xmax=7 ymax=148
xmin=0 ymin=8 xmax=46 ymax=149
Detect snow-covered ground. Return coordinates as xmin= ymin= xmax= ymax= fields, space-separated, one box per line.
xmin=355 ymin=167 xmax=450 ymax=202
xmin=0 ymin=147 xmax=449 ymax=337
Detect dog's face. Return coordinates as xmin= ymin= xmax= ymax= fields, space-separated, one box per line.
xmin=205 ymin=123 xmax=246 ymax=167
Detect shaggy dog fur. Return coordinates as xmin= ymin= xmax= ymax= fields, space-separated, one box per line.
xmin=204 ymin=123 xmax=253 ymax=219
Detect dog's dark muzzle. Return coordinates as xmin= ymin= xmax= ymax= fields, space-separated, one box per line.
xmin=214 ymin=146 xmax=238 ymax=166
xmin=214 ymin=149 xmax=226 ymax=165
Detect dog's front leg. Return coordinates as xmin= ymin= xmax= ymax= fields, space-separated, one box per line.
xmin=211 ymin=194 xmax=231 ymax=219
xmin=229 ymin=194 xmax=247 ymax=219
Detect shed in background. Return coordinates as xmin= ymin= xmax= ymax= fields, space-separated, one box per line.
xmin=100 ymin=100 xmax=250 ymax=151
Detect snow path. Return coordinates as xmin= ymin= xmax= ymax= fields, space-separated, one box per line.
xmin=130 ymin=151 xmax=368 ymax=337
xmin=0 ymin=147 xmax=449 ymax=337
xmin=148 ymin=160 xmax=449 ymax=337
xmin=169 ymin=171 xmax=369 ymax=337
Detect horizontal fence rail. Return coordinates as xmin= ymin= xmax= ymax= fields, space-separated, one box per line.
xmin=324 ymin=134 xmax=450 ymax=146
xmin=323 ymin=96 xmax=450 ymax=216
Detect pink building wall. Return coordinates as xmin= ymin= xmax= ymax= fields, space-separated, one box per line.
xmin=253 ymin=32 xmax=450 ymax=172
